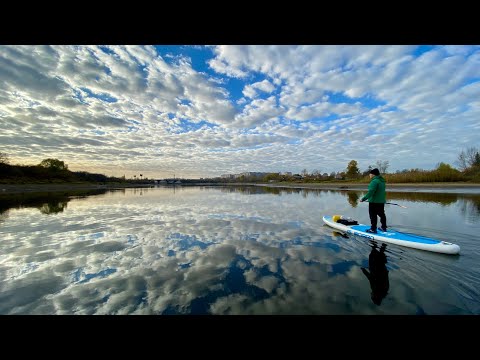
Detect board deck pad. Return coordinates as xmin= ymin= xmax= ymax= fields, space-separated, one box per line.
xmin=348 ymin=224 xmax=440 ymax=244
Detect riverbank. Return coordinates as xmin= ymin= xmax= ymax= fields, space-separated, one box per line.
xmin=0 ymin=183 xmax=154 ymax=194
xmin=251 ymin=182 xmax=480 ymax=194
xmin=1 ymin=181 xmax=480 ymax=194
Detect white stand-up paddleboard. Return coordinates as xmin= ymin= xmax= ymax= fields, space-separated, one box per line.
xmin=323 ymin=215 xmax=460 ymax=255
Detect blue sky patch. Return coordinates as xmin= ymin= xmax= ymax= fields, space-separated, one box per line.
xmin=326 ymin=91 xmax=385 ymax=109
xmin=80 ymin=87 xmax=118 ymax=103
xmin=412 ymin=45 xmax=436 ymax=58
xmin=174 ymin=119 xmax=216 ymax=133
xmin=73 ymin=267 xmax=117 ymax=284
xmin=155 ymin=45 xmax=214 ymax=74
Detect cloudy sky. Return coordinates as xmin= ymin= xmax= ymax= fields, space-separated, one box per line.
xmin=1 ymin=45 xmax=479 ymax=179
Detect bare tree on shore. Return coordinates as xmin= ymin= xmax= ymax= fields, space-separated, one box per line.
xmin=0 ymin=152 xmax=9 ymax=164
xmin=457 ymin=147 xmax=480 ymax=171
xmin=375 ymin=160 xmax=390 ymax=174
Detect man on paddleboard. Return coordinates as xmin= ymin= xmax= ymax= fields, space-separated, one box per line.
xmin=360 ymin=168 xmax=387 ymax=234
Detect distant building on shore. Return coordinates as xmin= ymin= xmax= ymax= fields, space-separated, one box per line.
xmin=221 ymin=172 xmax=269 ymax=179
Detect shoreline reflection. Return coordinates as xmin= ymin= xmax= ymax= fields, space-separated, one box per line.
xmin=0 ymin=189 xmax=116 ymax=218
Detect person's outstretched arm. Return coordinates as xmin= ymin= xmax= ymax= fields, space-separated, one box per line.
xmin=361 ymin=179 xmax=378 ymax=202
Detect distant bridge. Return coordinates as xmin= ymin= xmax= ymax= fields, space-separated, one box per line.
xmin=155 ymin=179 xmax=182 ymax=184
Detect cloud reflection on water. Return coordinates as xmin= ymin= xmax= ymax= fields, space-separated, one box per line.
xmin=0 ymin=186 xmax=478 ymax=314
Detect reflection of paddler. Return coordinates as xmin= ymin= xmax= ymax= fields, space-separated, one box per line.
xmin=361 ymin=243 xmax=389 ymax=306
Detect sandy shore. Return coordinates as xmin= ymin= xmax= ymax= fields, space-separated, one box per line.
xmin=1 ymin=181 xmax=480 ymax=194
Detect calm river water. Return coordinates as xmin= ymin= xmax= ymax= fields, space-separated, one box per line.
xmin=1 ymin=186 xmax=479 ymax=314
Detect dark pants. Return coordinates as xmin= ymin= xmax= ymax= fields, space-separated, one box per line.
xmin=369 ymin=203 xmax=387 ymax=230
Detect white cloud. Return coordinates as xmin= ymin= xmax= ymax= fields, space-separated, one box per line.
xmin=242 ymin=85 xmax=257 ymax=99
xmin=242 ymin=79 xmax=275 ymax=99
xmin=253 ymin=79 xmax=275 ymax=93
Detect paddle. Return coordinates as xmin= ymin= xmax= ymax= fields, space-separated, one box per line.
xmin=361 ymin=200 xmax=407 ymax=208
xmin=386 ymin=202 xmax=407 ymax=208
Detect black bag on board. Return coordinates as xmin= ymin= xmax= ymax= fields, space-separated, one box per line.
xmin=337 ymin=219 xmax=359 ymax=225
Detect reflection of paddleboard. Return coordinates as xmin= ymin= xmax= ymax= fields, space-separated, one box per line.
xmin=322 ymin=215 xmax=460 ymax=255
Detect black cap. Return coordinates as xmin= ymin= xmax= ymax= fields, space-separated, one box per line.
xmin=370 ymin=168 xmax=380 ymax=176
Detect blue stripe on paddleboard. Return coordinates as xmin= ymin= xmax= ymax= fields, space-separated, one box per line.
xmin=324 ymin=216 xmax=441 ymax=245
xmin=350 ymin=225 xmax=441 ymax=244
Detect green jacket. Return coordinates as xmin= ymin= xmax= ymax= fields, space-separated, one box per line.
xmin=361 ymin=175 xmax=386 ymax=203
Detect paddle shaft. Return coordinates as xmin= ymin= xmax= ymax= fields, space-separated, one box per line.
xmin=386 ymin=202 xmax=407 ymax=208
xmin=363 ymin=201 xmax=407 ymax=208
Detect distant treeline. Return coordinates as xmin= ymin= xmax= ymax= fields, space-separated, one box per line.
xmin=218 ymin=151 xmax=480 ymax=184
xmin=383 ymin=165 xmax=478 ymax=183
xmin=0 ymin=159 xmax=134 ymax=184
xmin=1 ymin=147 xmax=479 ymax=184
xmin=216 ymin=163 xmax=480 ymax=184
xmin=1 ymin=162 xmax=479 ymax=184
